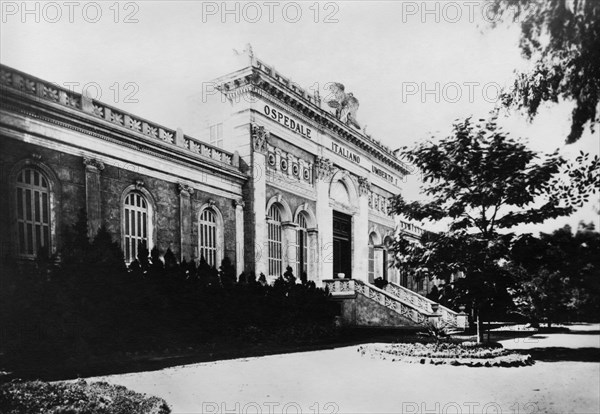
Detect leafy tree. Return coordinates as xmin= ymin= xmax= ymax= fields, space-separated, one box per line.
xmin=488 ymin=0 xmax=600 ymax=143
xmin=509 ymin=222 xmax=600 ymax=325
xmin=391 ymin=116 xmax=598 ymax=341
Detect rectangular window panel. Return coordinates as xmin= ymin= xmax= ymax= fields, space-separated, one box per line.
xmin=27 ymin=223 xmax=33 ymax=255
xmin=42 ymin=193 xmax=48 ymax=223
xmin=18 ymin=223 xmax=25 ymax=253
xmin=34 ymin=191 xmax=40 ymax=222
xmin=17 ymin=188 xmax=23 ymax=219
xmin=25 ymin=190 xmax=32 ymax=220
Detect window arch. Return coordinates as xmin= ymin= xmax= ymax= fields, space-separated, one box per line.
xmin=330 ymin=180 xmax=351 ymax=206
xmin=267 ymin=204 xmax=283 ymax=277
xmin=15 ymin=168 xmax=52 ymax=257
xmin=296 ymin=212 xmax=308 ymax=283
xmin=123 ymin=191 xmax=152 ymax=263
xmin=199 ymin=208 xmax=218 ymax=266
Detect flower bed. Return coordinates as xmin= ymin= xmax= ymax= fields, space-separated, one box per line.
xmin=358 ymin=342 xmax=534 ymax=367
xmin=0 ymin=379 xmax=171 ymax=413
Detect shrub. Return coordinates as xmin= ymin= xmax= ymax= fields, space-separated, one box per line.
xmin=0 ymin=379 xmax=171 ymax=413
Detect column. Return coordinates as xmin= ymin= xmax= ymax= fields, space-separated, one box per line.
xmin=251 ymin=124 xmax=268 ymax=278
xmin=178 ymin=184 xmax=194 ymax=262
xmin=234 ymin=198 xmax=245 ymax=276
xmin=83 ymin=157 xmax=104 ymax=239
xmin=307 ymin=228 xmax=319 ymax=283
xmin=315 ymin=157 xmax=333 ymax=285
xmin=374 ymin=246 xmax=384 ymax=280
xmin=282 ymin=221 xmax=298 ymax=278
xmin=353 ymin=177 xmax=370 ymax=283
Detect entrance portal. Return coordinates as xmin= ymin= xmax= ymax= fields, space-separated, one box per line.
xmin=332 ymin=211 xmax=352 ymax=278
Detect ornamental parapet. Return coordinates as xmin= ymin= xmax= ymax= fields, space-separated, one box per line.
xmin=0 ymin=64 xmax=238 ymax=170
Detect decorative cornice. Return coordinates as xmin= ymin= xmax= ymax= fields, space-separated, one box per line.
xmin=216 ymin=64 xmax=410 ymax=176
xmin=0 ymin=64 xmax=243 ymax=178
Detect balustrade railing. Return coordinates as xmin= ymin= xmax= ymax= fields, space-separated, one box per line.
xmin=323 ymin=278 xmax=461 ymax=328
xmin=0 ymin=65 xmax=237 ymax=168
xmin=384 ymin=281 xmax=459 ymax=327
xmin=324 ymin=278 xmax=430 ymax=325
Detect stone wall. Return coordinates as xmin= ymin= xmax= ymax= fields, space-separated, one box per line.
xmin=0 ymin=139 xmax=241 ymax=266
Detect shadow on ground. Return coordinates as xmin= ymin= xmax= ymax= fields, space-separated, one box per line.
xmin=512 ymin=347 xmax=600 ymax=362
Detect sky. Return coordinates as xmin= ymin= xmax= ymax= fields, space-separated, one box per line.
xmin=1 ymin=0 xmax=598 ymax=235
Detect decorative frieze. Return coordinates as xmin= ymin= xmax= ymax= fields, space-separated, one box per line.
xmin=368 ymin=190 xmax=392 ymax=215
xmin=265 ymin=143 xmax=313 ymax=184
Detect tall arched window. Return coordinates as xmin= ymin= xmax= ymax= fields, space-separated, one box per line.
xmin=123 ymin=192 xmax=150 ymax=263
xmin=199 ymin=208 xmax=218 ymax=266
xmin=296 ymin=213 xmax=308 ymax=282
xmin=368 ymin=233 xmax=376 ymax=283
xmin=268 ymin=204 xmax=283 ymax=277
xmin=16 ymin=168 xmax=51 ymax=257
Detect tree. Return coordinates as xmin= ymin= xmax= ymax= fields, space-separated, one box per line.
xmin=509 ymin=222 xmax=600 ymax=325
xmin=488 ymin=0 xmax=600 ymax=143
xmin=391 ymin=115 xmax=598 ymax=341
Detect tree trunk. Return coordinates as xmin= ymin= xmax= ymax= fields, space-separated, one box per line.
xmin=476 ymin=309 xmax=484 ymax=343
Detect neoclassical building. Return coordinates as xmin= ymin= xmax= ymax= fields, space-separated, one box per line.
xmin=0 ymin=53 xmax=463 ymax=328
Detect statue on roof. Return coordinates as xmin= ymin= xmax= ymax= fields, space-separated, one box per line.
xmin=326 ymin=82 xmax=361 ymax=130
xmin=233 ymin=43 xmax=254 ymax=64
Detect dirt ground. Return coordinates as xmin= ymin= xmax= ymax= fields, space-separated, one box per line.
xmin=86 ymin=323 xmax=600 ymax=413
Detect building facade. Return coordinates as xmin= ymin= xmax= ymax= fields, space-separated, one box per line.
xmin=0 ymin=55 xmax=430 ymax=293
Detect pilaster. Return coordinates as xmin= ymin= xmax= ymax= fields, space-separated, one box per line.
xmin=315 ymin=156 xmax=333 ymax=285
xmin=83 ymin=157 xmax=104 ymax=239
xmin=234 ymin=198 xmax=245 ymax=276
xmin=178 ymin=183 xmax=194 ymax=262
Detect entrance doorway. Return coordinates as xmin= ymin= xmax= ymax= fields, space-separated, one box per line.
xmin=332 ymin=211 xmax=352 ymax=278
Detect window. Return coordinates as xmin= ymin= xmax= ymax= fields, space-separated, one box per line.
xmin=124 ymin=192 xmax=149 ymax=263
xmin=296 ymin=213 xmax=308 ymax=282
xmin=16 ymin=168 xmax=51 ymax=257
xmin=209 ymin=123 xmax=223 ymax=148
xmin=368 ymin=233 xmax=376 ymax=283
xmin=199 ymin=209 xmax=218 ymax=266
xmin=267 ymin=204 xmax=283 ymax=277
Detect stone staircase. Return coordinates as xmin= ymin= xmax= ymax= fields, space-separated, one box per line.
xmin=323 ymin=278 xmax=468 ymax=330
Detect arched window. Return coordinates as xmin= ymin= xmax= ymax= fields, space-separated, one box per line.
xmin=267 ymin=204 xmax=283 ymax=277
xmin=123 ymin=192 xmax=150 ymax=263
xmin=368 ymin=233 xmax=376 ymax=283
xmin=15 ymin=168 xmax=51 ymax=257
xmin=199 ymin=208 xmax=218 ymax=266
xmin=296 ymin=213 xmax=308 ymax=282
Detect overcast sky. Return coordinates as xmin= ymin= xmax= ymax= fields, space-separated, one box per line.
xmin=1 ymin=1 xmax=598 ymax=234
